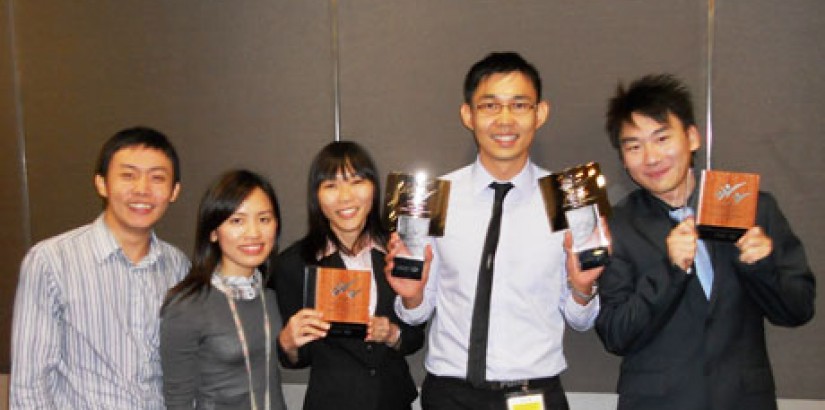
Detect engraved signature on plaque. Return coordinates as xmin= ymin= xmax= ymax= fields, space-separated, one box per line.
xmin=716 ymin=182 xmax=751 ymax=204
xmin=331 ymin=279 xmax=362 ymax=299
xmin=310 ymin=267 xmax=371 ymax=325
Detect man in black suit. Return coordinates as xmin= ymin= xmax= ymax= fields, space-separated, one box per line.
xmin=595 ymin=74 xmax=815 ymax=410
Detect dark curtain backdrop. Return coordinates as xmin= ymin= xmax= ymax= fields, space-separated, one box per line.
xmin=1 ymin=0 xmax=822 ymax=399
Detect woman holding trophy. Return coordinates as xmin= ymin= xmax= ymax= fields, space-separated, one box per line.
xmin=270 ymin=141 xmax=425 ymax=410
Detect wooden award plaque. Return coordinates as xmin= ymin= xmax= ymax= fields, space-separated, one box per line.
xmin=696 ymin=169 xmax=760 ymax=241
xmin=304 ymin=266 xmax=371 ymax=337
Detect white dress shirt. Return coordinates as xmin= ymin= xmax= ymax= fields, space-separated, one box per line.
xmin=395 ymin=159 xmax=599 ymax=381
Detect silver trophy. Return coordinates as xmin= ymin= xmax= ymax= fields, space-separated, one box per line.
xmin=383 ymin=172 xmax=450 ymax=279
xmin=539 ymin=162 xmax=611 ymax=270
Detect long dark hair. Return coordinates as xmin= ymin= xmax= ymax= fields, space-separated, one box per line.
xmin=164 ymin=169 xmax=281 ymax=306
xmin=301 ymin=141 xmax=387 ymax=262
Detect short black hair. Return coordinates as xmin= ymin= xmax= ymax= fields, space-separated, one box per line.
xmin=606 ymin=74 xmax=696 ymax=149
xmin=463 ymin=52 xmax=542 ymax=103
xmin=95 ymin=126 xmax=181 ymax=183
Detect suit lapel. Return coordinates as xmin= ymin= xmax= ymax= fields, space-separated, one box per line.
xmin=319 ymin=252 xmax=347 ymax=269
xmin=371 ymin=249 xmax=394 ymax=318
xmin=628 ymin=193 xmax=674 ymax=256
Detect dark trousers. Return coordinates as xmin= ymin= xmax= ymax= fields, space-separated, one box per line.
xmin=421 ymin=373 xmax=570 ymax=410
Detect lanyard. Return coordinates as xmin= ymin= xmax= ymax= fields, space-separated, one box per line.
xmin=213 ymin=275 xmax=271 ymax=410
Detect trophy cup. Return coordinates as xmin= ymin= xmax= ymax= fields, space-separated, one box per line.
xmin=383 ymin=172 xmax=450 ymax=280
xmin=696 ymin=169 xmax=759 ymax=241
xmin=539 ymin=162 xmax=611 ymax=270
xmin=304 ymin=266 xmax=371 ymax=338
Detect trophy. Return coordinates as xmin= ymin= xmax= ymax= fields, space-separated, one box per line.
xmin=539 ymin=162 xmax=611 ymax=270
xmin=383 ymin=172 xmax=450 ymax=280
xmin=696 ymin=169 xmax=759 ymax=241
xmin=304 ymin=266 xmax=371 ymax=338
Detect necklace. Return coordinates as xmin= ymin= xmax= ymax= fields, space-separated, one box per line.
xmin=211 ymin=271 xmax=271 ymax=410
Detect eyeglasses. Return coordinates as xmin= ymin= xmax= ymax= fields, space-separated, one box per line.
xmin=474 ymin=101 xmax=536 ymax=116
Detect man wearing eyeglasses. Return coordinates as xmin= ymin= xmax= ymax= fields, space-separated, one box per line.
xmin=386 ymin=52 xmax=605 ymax=410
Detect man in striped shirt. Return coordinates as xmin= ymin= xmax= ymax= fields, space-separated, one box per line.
xmin=10 ymin=127 xmax=190 ymax=409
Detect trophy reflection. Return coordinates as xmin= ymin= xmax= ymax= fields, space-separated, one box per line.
xmin=383 ymin=172 xmax=450 ymax=280
xmin=539 ymin=162 xmax=611 ymax=270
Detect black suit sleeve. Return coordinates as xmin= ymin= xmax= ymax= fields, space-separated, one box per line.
xmin=595 ymin=202 xmax=695 ymax=356
xmin=395 ymin=320 xmax=425 ymax=356
xmin=734 ymin=192 xmax=815 ymax=326
xmin=595 ymin=216 xmax=693 ymax=356
xmin=270 ymin=244 xmax=313 ymax=368
xmin=371 ymin=249 xmax=426 ymax=357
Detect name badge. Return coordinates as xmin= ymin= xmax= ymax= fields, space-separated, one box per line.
xmin=506 ymin=389 xmax=545 ymax=410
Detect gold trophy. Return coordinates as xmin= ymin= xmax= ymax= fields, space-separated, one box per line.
xmin=383 ymin=172 xmax=450 ymax=280
xmin=539 ymin=162 xmax=611 ymax=270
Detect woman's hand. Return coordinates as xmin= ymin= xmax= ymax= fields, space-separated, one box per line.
xmin=366 ymin=315 xmax=401 ymax=348
xmin=279 ymin=308 xmax=330 ymax=363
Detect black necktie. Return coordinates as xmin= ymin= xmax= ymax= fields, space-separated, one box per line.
xmin=467 ymin=182 xmax=514 ymax=386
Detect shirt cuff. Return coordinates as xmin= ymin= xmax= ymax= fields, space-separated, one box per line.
xmin=565 ymin=293 xmax=599 ymax=331
xmin=394 ymin=295 xmax=430 ymax=326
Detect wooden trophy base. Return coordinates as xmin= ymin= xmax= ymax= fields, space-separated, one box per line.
xmin=392 ymin=256 xmax=424 ymax=280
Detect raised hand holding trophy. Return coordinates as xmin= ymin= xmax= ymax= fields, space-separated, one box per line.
xmin=539 ymin=162 xmax=611 ymax=270
xmin=383 ymin=172 xmax=450 ymax=280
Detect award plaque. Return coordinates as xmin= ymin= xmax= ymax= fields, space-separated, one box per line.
xmin=304 ymin=266 xmax=371 ymax=338
xmin=696 ymin=169 xmax=759 ymax=241
xmin=539 ymin=162 xmax=611 ymax=270
xmin=383 ymin=172 xmax=450 ymax=280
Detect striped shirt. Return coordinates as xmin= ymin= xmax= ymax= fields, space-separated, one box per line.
xmin=10 ymin=215 xmax=189 ymax=409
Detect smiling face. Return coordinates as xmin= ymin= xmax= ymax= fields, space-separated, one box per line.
xmin=317 ymin=167 xmax=375 ymax=250
xmin=619 ymin=112 xmax=700 ymax=207
xmin=460 ymin=71 xmax=550 ymax=180
xmin=95 ymin=146 xmax=180 ymax=241
xmin=211 ymin=187 xmax=277 ymax=277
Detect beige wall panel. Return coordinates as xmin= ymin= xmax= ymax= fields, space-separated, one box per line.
xmin=712 ymin=2 xmax=825 ymax=399
xmin=0 ymin=0 xmax=28 ymax=373
xmin=15 ymin=1 xmax=334 ymax=252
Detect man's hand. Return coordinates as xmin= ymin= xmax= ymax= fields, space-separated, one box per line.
xmin=737 ymin=226 xmax=773 ymax=264
xmin=565 ymin=217 xmax=610 ymax=305
xmin=667 ymin=217 xmax=698 ymax=271
xmin=384 ymin=232 xmax=431 ymax=309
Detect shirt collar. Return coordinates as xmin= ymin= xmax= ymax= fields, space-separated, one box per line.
xmin=320 ymin=236 xmax=384 ymax=260
xmin=470 ymin=157 xmax=537 ymax=199
xmin=91 ymin=214 xmax=161 ymax=267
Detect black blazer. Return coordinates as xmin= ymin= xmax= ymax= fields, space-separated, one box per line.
xmin=595 ymin=190 xmax=815 ymax=410
xmin=269 ymin=240 xmax=425 ymax=410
